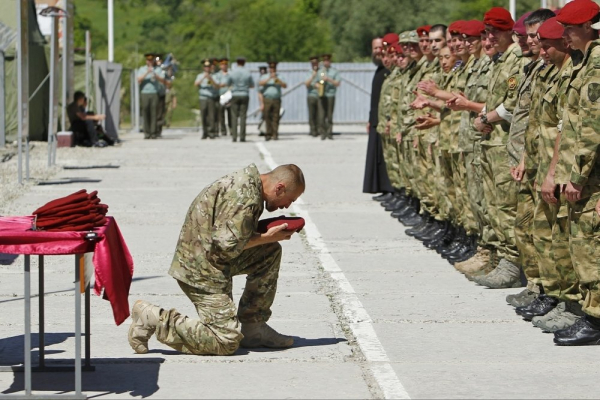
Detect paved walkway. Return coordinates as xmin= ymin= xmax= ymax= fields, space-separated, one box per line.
xmin=0 ymin=129 xmax=598 ymax=399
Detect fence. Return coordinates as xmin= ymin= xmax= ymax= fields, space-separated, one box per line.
xmin=128 ymin=62 xmax=377 ymax=129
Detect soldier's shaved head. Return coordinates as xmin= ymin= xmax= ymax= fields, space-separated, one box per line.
xmin=267 ymin=164 xmax=306 ymax=194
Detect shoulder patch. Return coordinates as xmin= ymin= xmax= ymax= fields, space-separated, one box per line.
xmin=588 ymin=82 xmax=600 ymax=102
xmin=507 ymin=77 xmax=518 ymax=91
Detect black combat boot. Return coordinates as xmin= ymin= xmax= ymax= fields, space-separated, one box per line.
xmin=516 ymin=294 xmax=558 ymax=321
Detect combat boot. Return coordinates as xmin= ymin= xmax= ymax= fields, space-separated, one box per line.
xmin=506 ymin=288 xmax=539 ymax=308
xmin=373 ymin=192 xmax=393 ymax=202
xmin=553 ymin=315 xmax=600 ymax=346
xmin=532 ymin=300 xmax=583 ymax=332
xmin=240 ymin=322 xmax=294 ymax=348
xmin=128 ymin=300 xmax=163 ymax=354
xmin=457 ymin=246 xmax=491 ymax=274
xmin=473 ymin=258 xmax=521 ymax=289
xmin=415 ymin=219 xmax=443 ymax=241
xmin=406 ymin=213 xmax=431 ymax=236
xmin=424 ymin=222 xmax=454 ymax=249
xmin=515 ymin=294 xmax=558 ymax=321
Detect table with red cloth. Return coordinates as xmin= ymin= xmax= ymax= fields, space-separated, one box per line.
xmin=0 ymin=216 xmax=134 ymax=399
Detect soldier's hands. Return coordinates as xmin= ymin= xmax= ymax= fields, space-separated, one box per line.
xmin=417 ymin=80 xmax=438 ymax=96
xmin=510 ymin=161 xmax=525 ymax=182
xmin=396 ymin=132 xmax=402 ymax=143
xmin=427 ymin=143 xmax=432 ymax=156
xmin=415 ymin=113 xmax=439 ymax=130
xmin=385 ymin=121 xmax=391 ymax=135
xmin=264 ymin=223 xmax=294 ymax=242
xmin=366 ymin=122 xmax=370 ymax=133
xmin=447 ymin=93 xmax=469 ymax=111
xmin=411 ymin=91 xmax=430 ymax=110
xmin=565 ymin=181 xmax=582 ymax=203
xmin=541 ymin=175 xmax=558 ymax=204
xmin=474 ymin=117 xmax=492 ymax=133
xmin=596 ymin=197 xmax=600 ymax=217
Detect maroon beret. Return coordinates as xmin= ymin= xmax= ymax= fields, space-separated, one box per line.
xmin=416 ymin=25 xmax=431 ymax=37
xmin=392 ymin=42 xmax=404 ymax=55
xmin=513 ymin=11 xmax=533 ymax=36
xmin=461 ymin=20 xmax=486 ymax=37
xmin=33 ymin=189 xmax=89 ymax=215
xmin=448 ymin=20 xmax=465 ymax=35
xmin=484 ymin=7 xmax=515 ymax=31
xmin=257 ymin=216 xmax=305 ymax=233
xmin=556 ymin=0 xmax=600 ymax=25
xmin=382 ymin=33 xmax=400 ymax=47
xmin=538 ymin=17 xmax=564 ymax=40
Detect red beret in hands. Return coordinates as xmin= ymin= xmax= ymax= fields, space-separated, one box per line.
xmin=257 ymin=216 xmax=305 ymax=233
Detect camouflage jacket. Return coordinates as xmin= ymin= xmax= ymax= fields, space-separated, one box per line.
xmin=389 ymin=68 xmax=407 ymax=136
xmin=537 ymin=58 xmax=572 ymax=188
xmin=376 ymin=68 xmax=395 ymax=134
xmin=484 ymin=43 xmax=524 ymax=146
xmin=563 ymin=40 xmax=600 ymax=187
xmin=449 ymin=55 xmax=475 ymax=153
xmin=459 ymin=55 xmax=492 ymax=153
xmin=438 ymin=64 xmax=461 ymax=151
xmin=506 ymin=58 xmax=545 ymax=168
xmin=414 ymin=58 xmax=442 ymax=139
xmin=522 ymin=62 xmax=558 ymax=172
xmin=169 ymin=164 xmax=264 ymax=293
xmin=398 ymin=57 xmax=427 ymax=139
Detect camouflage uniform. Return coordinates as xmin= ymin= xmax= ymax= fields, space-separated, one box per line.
xmin=449 ymin=56 xmax=475 ymax=229
xmin=379 ymin=67 xmax=402 ymax=189
xmin=561 ymin=41 xmax=600 ymax=318
xmin=481 ymin=43 xmax=523 ymax=264
xmin=508 ymin=58 xmax=549 ymax=286
xmin=415 ymin=58 xmax=442 ymax=217
xmin=397 ymin=57 xmax=427 ymax=197
xmin=533 ymin=57 xmax=579 ymax=301
xmin=156 ymin=164 xmax=283 ymax=355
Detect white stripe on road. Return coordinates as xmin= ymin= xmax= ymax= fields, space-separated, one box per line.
xmin=256 ymin=142 xmax=410 ymax=400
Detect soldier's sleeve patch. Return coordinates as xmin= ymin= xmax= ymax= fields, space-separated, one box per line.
xmin=588 ymin=82 xmax=600 ymax=103
xmin=507 ymin=77 xmax=518 ymax=91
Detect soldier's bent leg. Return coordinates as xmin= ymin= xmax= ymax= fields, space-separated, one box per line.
xmin=515 ymin=174 xmax=539 ymax=287
xmin=232 ymin=242 xmax=283 ymax=322
xmin=230 ymin=97 xmax=240 ymax=141
xmin=307 ymin=97 xmax=319 ymax=136
xmin=326 ymin=97 xmax=335 ymax=138
xmin=200 ymin=99 xmax=209 ymax=139
xmin=155 ymin=281 xmax=243 ymax=356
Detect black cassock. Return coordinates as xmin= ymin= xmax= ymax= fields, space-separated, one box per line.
xmin=362 ymin=64 xmax=393 ymax=194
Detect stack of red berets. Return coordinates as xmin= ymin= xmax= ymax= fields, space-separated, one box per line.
xmin=257 ymin=216 xmax=305 ymax=233
xmin=32 ymin=189 xmax=109 ymax=232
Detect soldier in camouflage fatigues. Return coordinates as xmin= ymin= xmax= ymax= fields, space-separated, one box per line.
xmin=129 ymin=164 xmax=305 ymax=355
xmin=553 ymin=4 xmax=600 ymax=344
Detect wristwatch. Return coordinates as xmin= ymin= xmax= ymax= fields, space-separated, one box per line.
xmin=480 ymin=113 xmax=489 ymax=125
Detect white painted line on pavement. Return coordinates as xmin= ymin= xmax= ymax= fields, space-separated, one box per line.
xmin=256 ymin=142 xmax=411 ymax=400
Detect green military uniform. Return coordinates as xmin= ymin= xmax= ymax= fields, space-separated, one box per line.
xmin=306 ymin=61 xmax=321 ymax=137
xmin=508 ymin=58 xmax=550 ymax=286
xmin=196 ymin=59 xmax=219 ymax=139
xmin=481 ymin=43 xmax=524 ymax=265
xmin=229 ymin=59 xmax=255 ymax=142
xmin=137 ymin=63 xmax=165 ymax=139
xmin=159 ymin=164 xmax=282 ymax=355
xmin=532 ymin=57 xmax=579 ymax=301
xmin=561 ymin=41 xmax=600 ymax=319
xmin=318 ymin=62 xmax=340 ymax=140
xmin=379 ymin=66 xmax=401 ymax=189
xmin=214 ymin=62 xmax=233 ymax=136
xmin=259 ymin=63 xmax=285 ymax=140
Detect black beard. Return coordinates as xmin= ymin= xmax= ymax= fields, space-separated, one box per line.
xmin=372 ymin=55 xmax=383 ymax=66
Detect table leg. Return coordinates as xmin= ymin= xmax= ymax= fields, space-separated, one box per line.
xmin=85 ymin=284 xmax=91 ymax=369
xmin=74 ymin=255 xmax=82 ymax=396
xmin=38 ymin=255 xmax=45 ymax=369
xmin=24 ymin=255 xmax=31 ymax=396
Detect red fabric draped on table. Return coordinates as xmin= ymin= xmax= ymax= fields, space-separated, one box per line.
xmin=0 ymin=216 xmax=134 ymax=325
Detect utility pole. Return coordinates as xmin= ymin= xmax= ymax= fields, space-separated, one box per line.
xmin=108 ymin=0 xmax=114 ymax=62
xmin=509 ymin=0 xmax=516 ymax=21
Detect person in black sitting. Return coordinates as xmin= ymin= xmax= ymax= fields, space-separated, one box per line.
xmin=67 ymin=91 xmax=106 ymax=147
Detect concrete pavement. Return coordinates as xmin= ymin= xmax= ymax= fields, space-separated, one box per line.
xmin=0 ymin=129 xmax=599 ymax=399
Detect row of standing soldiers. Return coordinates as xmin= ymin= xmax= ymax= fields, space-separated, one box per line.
xmin=137 ymin=53 xmax=177 ymax=139
xmin=373 ymin=1 xmax=600 ymax=347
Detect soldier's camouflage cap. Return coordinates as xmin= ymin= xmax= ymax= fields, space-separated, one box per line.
xmin=399 ymin=30 xmax=419 ymax=44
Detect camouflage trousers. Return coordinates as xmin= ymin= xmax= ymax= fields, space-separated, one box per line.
xmin=470 ymin=142 xmax=498 ymax=249
xmin=415 ymin=137 xmax=436 ymax=216
xmin=568 ymin=187 xmax=600 ymax=318
xmin=480 ymin=144 xmax=519 ymax=264
xmin=462 ymin=151 xmax=480 ymax=236
xmin=451 ymin=151 xmax=466 ymax=228
xmin=435 ymin=149 xmax=455 ymax=222
xmin=532 ymin=192 xmax=579 ymax=301
xmin=380 ymin=132 xmax=402 ymax=189
xmin=515 ymin=172 xmax=539 ymax=288
xmin=155 ymin=242 xmax=283 ymax=356
xmin=408 ymin=137 xmax=424 ymax=200
xmin=398 ymin=139 xmax=414 ymax=196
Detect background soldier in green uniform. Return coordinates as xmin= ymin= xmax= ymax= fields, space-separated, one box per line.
xmin=215 ymin=58 xmax=232 ymax=136
xmin=259 ymin=61 xmax=287 ymax=141
xmin=305 ymin=55 xmax=321 ymax=137
xmin=318 ymin=54 xmax=341 ymax=140
xmin=128 ymin=164 xmax=306 ymax=355
xmin=195 ymin=59 xmax=219 ymax=139
xmin=229 ymin=56 xmax=255 ymax=142
xmin=137 ymin=52 xmax=166 ymax=139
